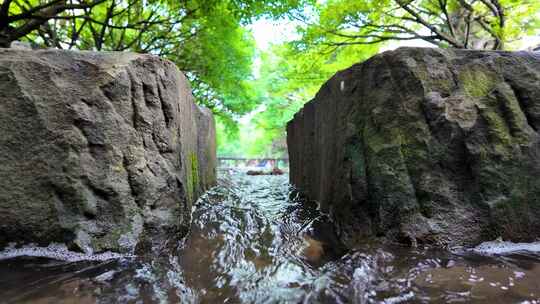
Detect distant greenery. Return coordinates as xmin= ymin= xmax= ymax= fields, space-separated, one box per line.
xmin=218 ymin=41 xmax=379 ymax=157
xmin=2 ymin=0 xmax=539 ymax=157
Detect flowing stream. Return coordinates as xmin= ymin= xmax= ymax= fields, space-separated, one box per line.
xmin=1 ymin=169 xmax=540 ymax=303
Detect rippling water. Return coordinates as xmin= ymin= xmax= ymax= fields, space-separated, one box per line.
xmin=2 ymin=170 xmax=540 ymax=303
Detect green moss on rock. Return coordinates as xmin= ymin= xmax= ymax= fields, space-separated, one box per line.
xmin=459 ymin=66 xmax=498 ymax=98
xmin=186 ymin=152 xmax=199 ymax=203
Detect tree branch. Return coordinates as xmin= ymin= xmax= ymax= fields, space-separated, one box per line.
xmin=8 ymin=0 xmax=104 ymax=22
xmin=396 ymin=0 xmax=464 ymax=48
xmin=438 ymin=0 xmax=456 ymax=38
xmin=0 ymin=0 xmax=14 ymax=24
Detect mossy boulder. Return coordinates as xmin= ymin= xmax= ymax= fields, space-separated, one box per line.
xmin=287 ymin=47 xmax=540 ymax=248
xmin=0 ymin=48 xmax=217 ymax=253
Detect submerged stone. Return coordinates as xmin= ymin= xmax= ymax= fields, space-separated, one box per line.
xmin=287 ymin=47 xmax=540 ymax=248
xmin=0 ymin=48 xmax=216 ymax=253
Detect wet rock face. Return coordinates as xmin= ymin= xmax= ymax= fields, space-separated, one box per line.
xmin=0 ymin=49 xmax=216 ymax=253
xmin=195 ymin=106 xmax=217 ymax=195
xmin=287 ymin=47 xmax=540 ymax=248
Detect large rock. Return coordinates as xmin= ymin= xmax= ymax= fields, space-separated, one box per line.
xmin=0 ymin=48 xmax=216 ymax=253
xmin=287 ymin=47 xmax=540 ymax=248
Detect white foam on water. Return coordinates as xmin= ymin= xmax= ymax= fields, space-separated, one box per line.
xmin=472 ymin=241 xmax=540 ymax=255
xmin=0 ymin=243 xmax=134 ymax=262
xmin=383 ymin=291 xmax=415 ymax=304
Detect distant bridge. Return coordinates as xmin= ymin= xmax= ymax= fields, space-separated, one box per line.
xmin=218 ymin=157 xmax=289 ymax=168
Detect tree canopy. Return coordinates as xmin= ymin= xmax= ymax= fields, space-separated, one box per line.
xmin=0 ymin=0 xmax=308 ymax=123
xmin=293 ymin=0 xmax=540 ymax=51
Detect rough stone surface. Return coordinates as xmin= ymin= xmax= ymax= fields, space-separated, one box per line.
xmin=287 ymin=47 xmax=540 ymax=248
xmin=195 ymin=106 xmax=217 ymax=195
xmin=0 ymin=48 xmax=217 ymax=253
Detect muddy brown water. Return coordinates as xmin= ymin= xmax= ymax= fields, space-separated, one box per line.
xmin=1 ymin=170 xmax=540 ymax=303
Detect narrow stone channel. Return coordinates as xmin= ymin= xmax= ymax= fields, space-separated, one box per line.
xmin=1 ymin=170 xmax=540 ymax=303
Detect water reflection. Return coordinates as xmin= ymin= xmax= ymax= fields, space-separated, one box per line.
xmin=1 ymin=170 xmax=540 ymax=303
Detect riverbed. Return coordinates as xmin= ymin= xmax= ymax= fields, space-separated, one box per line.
xmin=1 ymin=170 xmax=540 ymax=303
